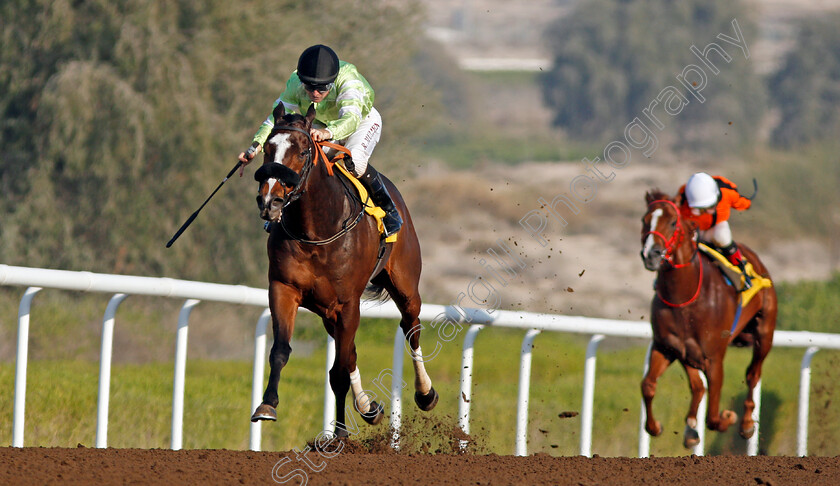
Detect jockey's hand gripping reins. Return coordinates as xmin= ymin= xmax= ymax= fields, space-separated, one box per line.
xmin=266 ymin=125 xmax=367 ymax=246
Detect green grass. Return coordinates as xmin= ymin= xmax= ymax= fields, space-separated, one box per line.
xmin=421 ymin=133 xmax=600 ymax=169
xmin=2 ymin=275 xmax=839 ymax=455
xmin=2 ymin=319 xmax=838 ymax=456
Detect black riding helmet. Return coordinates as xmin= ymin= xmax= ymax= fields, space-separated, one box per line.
xmin=297 ymin=45 xmax=339 ymax=85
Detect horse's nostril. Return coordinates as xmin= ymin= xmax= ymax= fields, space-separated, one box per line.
xmin=271 ymin=198 xmax=283 ymax=209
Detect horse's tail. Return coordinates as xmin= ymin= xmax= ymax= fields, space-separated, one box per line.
xmin=363 ymin=282 xmax=391 ymax=303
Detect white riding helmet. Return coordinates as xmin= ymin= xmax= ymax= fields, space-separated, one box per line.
xmin=685 ymin=172 xmax=720 ymax=208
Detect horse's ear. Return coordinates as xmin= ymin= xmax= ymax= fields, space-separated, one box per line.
xmin=645 ymin=190 xmax=657 ymax=205
xmin=674 ymin=190 xmax=684 ymax=207
xmin=272 ymin=103 xmax=286 ymax=122
xmin=304 ymin=104 xmax=317 ymax=125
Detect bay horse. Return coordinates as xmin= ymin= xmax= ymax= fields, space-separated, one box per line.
xmin=250 ymin=103 xmax=439 ymax=437
xmin=639 ymin=189 xmax=777 ymax=448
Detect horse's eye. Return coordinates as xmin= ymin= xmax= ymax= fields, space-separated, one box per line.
xmin=300 ymin=150 xmax=308 ymax=158
xmin=670 ymin=221 xmax=677 ymax=228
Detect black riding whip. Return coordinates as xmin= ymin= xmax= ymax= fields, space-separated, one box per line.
xmin=165 ymin=155 xmax=249 ymax=248
xmin=744 ymin=178 xmax=758 ymax=200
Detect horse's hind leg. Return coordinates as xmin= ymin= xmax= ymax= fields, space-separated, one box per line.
xmin=641 ymin=346 xmax=673 ymax=437
xmin=252 ymin=283 xmax=300 ymax=422
xmin=740 ymin=322 xmax=775 ymax=439
xmin=378 ymin=263 xmax=438 ymax=411
xmin=401 ymin=303 xmax=439 ymax=412
xmin=681 ymin=364 xmax=706 ymax=448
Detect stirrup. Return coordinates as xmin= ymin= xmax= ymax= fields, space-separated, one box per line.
xmin=741 ymin=273 xmax=753 ymax=291
xmin=735 ymin=260 xmax=752 ymax=291
xmin=382 ymin=210 xmax=403 ymax=237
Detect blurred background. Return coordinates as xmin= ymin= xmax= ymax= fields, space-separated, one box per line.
xmin=2 ymin=0 xmax=839 ymax=455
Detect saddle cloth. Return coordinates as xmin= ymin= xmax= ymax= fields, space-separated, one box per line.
xmin=698 ymin=242 xmax=772 ymax=307
xmin=333 ymin=161 xmax=397 ymax=243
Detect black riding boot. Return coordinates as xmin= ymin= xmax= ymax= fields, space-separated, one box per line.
xmin=722 ymin=242 xmax=752 ymax=290
xmin=358 ymin=164 xmax=403 ymax=237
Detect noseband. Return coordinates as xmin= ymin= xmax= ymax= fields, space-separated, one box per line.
xmin=257 ymin=124 xmax=365 ymax=245
xmin=645 ymin=199 xmax=702 ymax=307
xmin=255 ymin=124 xmax=316 ymax=208
xmin=644 ymin=199 xmax=695 ymax=268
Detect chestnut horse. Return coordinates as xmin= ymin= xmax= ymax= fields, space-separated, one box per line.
xmin=639 ymin=189 xmax=777 ymax=448
xmin=249 ymin=103 xmax=438 ymax=437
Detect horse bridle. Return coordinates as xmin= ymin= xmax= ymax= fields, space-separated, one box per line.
xmin=644 ymin=199 xmax=697 ymax=269
xmin=262 ymin=124 xmax=365 ymax=245
xmin=266 ymin=124 xmax=316 ymax=207
xmin=645 ymin=199 xmax=702 ymax=307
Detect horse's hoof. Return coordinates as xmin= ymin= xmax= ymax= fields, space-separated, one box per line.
xmin=645 ymin=420 xmax=663 ymax=437
xmin=720 ymin=410 xmax=738 ymax=431
xmin=251 ymin=404 xmax=277 ymax=422
xmin=415 ymin=387 xmax=439 ymax=412
xmin=334 ymin=427 xmax=350 ymax=438
xmin=683 ymin=424 xmax=700 ymax=448
xmin=740 ymin=424 xmax=756 ymax=439
xmin=361 ymin=400 xmax=385 ymax=425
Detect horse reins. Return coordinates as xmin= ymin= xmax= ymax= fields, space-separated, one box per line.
xmin=269 ymin=124 xmax=366 ymax=246
xmin=646 ymin=199 xmax=702 ymax=307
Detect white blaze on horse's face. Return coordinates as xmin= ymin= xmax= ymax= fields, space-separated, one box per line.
xmin=267 ymin=132 xmax=292 ymax=166
xmin=642 ymin=208 xmax=663 ymax=259
xmin=258 ymin=132 xmax=294 ymax=222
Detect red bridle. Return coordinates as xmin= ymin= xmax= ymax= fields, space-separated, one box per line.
xmin=645 ymin=199 xmax=702 ymax=307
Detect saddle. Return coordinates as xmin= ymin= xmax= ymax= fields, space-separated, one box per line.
xmin=332 ymin=161 xmax=397 ymax=244
xmin=316 ymin=141 xmax=397 ymax=244
xmin=698 ymin=242 xmax=772 ymax=307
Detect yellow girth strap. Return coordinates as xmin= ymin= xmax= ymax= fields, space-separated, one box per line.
xmin=331 ymin=159 xmax=397 ymax=244
xmin=698 ymin=242 xmax=772 ymax=306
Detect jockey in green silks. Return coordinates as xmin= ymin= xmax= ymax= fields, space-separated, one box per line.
xmin=238 ymin=44 xmax=402 ymax=237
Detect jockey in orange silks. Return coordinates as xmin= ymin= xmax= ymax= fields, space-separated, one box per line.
xmin=678 ymin=172 xmax=753 ymax=289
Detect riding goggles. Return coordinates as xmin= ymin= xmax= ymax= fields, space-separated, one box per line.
xmin=303 ymin=82 xmax=333 ymax=93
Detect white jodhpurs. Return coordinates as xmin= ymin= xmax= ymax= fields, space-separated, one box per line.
xmin=319 ymin=107 xmax=382 ymax=177
xmin=701 ymin=220 xmax=733 ymax=248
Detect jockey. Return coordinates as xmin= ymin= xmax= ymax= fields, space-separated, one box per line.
xmin=238 ymin=44 xmax=402 ymax=237
xmin=678 ymin=172 xmax=753 ymax=289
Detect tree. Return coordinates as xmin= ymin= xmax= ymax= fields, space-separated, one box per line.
xmin=769 ymin=12 xmax=840 ymax=147
xmin=0 ymin=0 xmax=433 ymax=285
xmin=541 ymin=0 xmax=765 ymax=151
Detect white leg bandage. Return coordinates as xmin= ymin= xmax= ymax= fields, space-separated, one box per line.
xmin=349 ymin=368 xmax=371 ymax=414
xmin=410 ymin=346 xmax=433 ymax=395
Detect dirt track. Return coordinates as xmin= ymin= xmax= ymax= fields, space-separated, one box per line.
xmin=2 ymin=447 xmax=838 ymax=485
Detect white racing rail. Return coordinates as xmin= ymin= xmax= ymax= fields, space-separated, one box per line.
xmin=3 ymin=264 xmax=839 ymax=456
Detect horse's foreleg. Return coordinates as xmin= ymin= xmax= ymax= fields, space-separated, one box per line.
xmin=641 ymin=347 xmax=672 ymax=437
xmin=398 ymin=299 xmax=438 ymax=411
xmin=741 ymin=327 xmax=774 ymax=439
xmin=682 ymin=364 xmax=706 ymax=448
xmin=330 ymin=307 xmax=383 ymax=438
xmin=252 ymin=284 xmax=299 ymax=422
xmin=704 ymin=360 xmax=737 ymax=432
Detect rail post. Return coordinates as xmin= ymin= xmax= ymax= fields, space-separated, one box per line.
xmin=171 ymin=299 xmax=200 ymax=450
xmin=95 ymin=293 xmax=129 ymax=448
xmin=12 ymin=287 xmax=41 ymax=448
xmin=249 ymin=309 xmax=271 ymax=451
xmin=580 ymin=334 xmax=605 ymax=457
xmin=514 ymin=329 xmax=541 ymax=456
